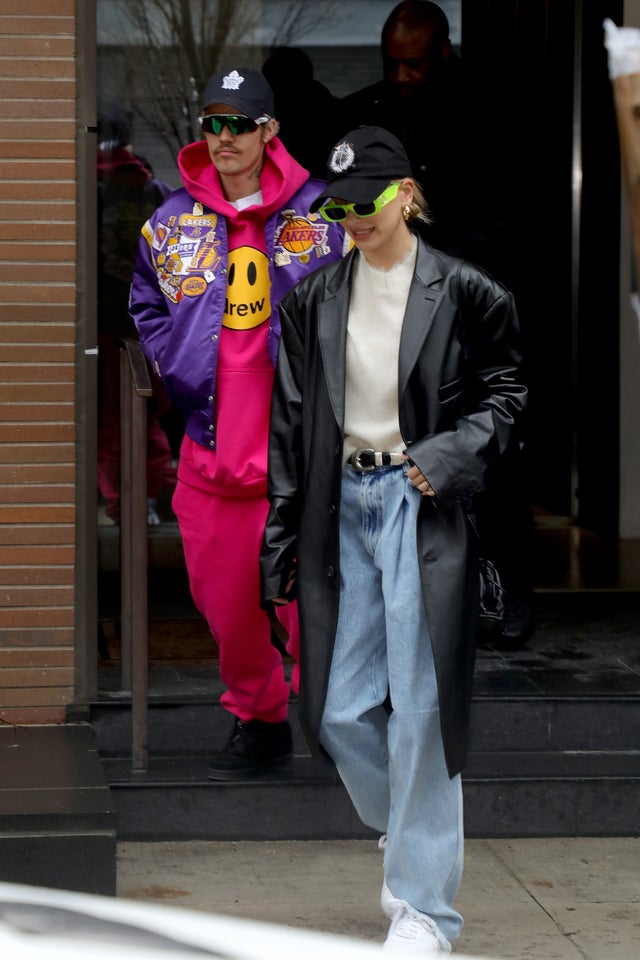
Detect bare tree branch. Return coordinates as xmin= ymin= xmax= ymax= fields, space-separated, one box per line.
xmin=98 ymin=0 xmax=350 ymax=160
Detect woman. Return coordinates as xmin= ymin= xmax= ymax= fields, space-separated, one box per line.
xmin=260 ymin=126 xmax=527 ymax=952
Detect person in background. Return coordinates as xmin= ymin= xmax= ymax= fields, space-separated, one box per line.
xmin=129 ymin=68 xmax=346 ymax=779
xmin=260 ymin=125 xmax=527 ymax=953
xmin=343 ymin=0 xmax=537 ymax=647
xmin=262 ymin=47 xmax=344 ymax=179
xmin=96 ymin=110 xmax=177 ymax=525
xmin=341 ymin=0 xmax=477 ymax=254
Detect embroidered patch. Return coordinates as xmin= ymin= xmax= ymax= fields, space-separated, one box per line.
xmin=181 ymin=276 xmax=207 ymax=297
xmin=274 ymin=211 xmax=330 ymax=264
xmin=329 ymin=141 xmax=355 ymax=173
xmin=158 ymin=270 xmax=183 ymax=304
xmin=222 ymin=70 xmax=244 ymax=91
xmin=153 ymin=209 xmax=222 ymax=281
xmin=151 ymin=221 xmax=169 ymax=251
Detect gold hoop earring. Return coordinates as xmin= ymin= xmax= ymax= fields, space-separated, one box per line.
xmin=403 ymin=205 xmax=411 ymax=221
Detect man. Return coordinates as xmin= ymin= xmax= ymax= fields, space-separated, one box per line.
xmin=129 ymin=68 xmax=346 ymax=778
xmin=262 ymin=47 xmax=344 ymax=178
xmin=343 ymin=2 xmax=536 ymax=647
xmin=342 ymin=1 xmax=479 ymax=254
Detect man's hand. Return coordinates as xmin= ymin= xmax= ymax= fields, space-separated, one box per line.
xmin=272 ymin=569 xmax=297 ymax=605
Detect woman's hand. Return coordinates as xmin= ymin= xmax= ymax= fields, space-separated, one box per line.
xmin=406 ymin=460 xmax=436 ymax=497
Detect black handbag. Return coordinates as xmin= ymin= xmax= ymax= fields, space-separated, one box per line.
xmin=478 ymin=556 xmax=505 ymax=627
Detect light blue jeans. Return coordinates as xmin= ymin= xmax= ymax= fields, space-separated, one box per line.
xmin=319 ymin=465 xmax=464 ymax=942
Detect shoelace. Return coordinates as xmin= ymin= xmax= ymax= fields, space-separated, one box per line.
xmin=227 ymin=719 xmax=249 ymax=745
xmin=392 ymin=911 xmax=439 ymax=942
xmin=389 ymin=906 xmax=452 ymax=954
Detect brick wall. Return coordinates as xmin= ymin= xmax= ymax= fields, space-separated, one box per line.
xmin=0 ymin=0 xmax=77 ymax=722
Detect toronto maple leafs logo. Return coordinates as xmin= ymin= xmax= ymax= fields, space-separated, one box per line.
xmin=329 ymin=141 xmax=355 ymax=173
xmin=222 ymin=70 xmax=245 ymax=91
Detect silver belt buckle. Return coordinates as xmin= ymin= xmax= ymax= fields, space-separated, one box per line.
xmin=352 ymin=448 xmax=376 ymax=472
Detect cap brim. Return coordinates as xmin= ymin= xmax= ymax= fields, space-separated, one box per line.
xmin=201 ymin=95 xmax=265 ymax=121
xmin=309 ymin=176 xmax=391 ymax=212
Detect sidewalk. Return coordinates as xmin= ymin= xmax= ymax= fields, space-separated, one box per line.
xmin=117 ymin=837 xmax=640 ymax=959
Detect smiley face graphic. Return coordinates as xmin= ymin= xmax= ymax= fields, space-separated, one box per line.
xmin=223 ymin=247 xmax=271 ymax=330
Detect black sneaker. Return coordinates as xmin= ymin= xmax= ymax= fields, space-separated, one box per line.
xmin=207 ymin=717 xmax=293 ymax=781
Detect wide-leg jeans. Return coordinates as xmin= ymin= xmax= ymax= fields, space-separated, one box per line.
xmin=319 ymin=464 xmax=464 ymax=941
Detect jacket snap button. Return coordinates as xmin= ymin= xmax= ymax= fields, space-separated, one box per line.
xmin=327 ymin=565 xmax=336 ymax=578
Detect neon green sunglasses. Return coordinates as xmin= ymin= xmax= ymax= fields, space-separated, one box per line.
xmin=317 ymin=182 xmax=401 ymax=222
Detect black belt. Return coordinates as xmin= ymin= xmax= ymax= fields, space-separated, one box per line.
xmin=348 ymin=448 xmax=405 ymax=472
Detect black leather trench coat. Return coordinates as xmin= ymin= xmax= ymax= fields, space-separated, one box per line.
xmin=260 ymin=238 xmax=527 ymax=777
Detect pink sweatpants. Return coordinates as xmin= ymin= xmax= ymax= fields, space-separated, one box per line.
xmin=172 ymin=478 xmax=299 ymax=723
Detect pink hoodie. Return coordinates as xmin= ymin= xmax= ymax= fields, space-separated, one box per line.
xmin=175 ymin=138 xmax=310 ymax=496
xmin=178 ymin=136 xmax=309 ymax=223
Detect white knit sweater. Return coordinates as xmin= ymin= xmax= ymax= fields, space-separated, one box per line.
xmin=343 ymin=238 xmax=417 ymax=464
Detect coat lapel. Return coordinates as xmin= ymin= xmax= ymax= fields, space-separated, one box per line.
xmin=398 ymin=241 xmax=445 ymax=398
xmin=317 ymin=252 xmax=355 ymax=430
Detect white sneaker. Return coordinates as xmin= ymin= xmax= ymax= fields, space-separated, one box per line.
xmin=381 ymin=880 xmax=404 ymax=919
xmin=383 ymin=904 xmax=451 ymax=954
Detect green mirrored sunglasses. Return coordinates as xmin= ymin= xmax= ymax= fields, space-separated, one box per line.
xmin=199 ymin=114 xmax=269 ymax=136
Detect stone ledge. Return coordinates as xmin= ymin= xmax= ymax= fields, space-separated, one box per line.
xmin=0 ymin=724 xmax=116 ymax=895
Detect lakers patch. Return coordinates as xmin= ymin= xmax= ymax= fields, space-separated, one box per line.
xmin=151 ymin=210 xmax=221 ymax=300
xmin=181 ymin=276 xmax=207 ymax=297
xmin=274 ymin=210 xmax=331 ymax=266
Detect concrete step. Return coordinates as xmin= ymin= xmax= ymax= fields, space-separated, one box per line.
xmin=101 ymin=747 xmax=640 ymax=841
xmin=89 ymin=692 xmax=640 ymax=757
xmin=0 ymin=724 xmax=117 ymax=894
xmin=91 ymin=590 xmax=640 ymax=841
xmin=93 ymin=694 xmax=640 ymax=841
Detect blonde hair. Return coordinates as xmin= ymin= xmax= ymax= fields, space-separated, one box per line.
xmin=398 ymin=179 xmax=431 ymax=224
xmin=323 ymin=178 xmax=430 ymax=223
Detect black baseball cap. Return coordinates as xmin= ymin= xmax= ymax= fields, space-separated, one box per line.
xmin=310 ymin=126 xmax=412 ymax=211
xmin=201 ymin=67 xmax=275 ymax=120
